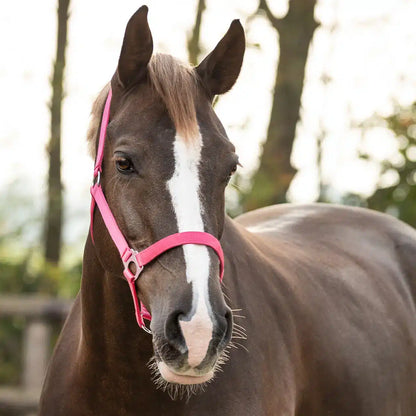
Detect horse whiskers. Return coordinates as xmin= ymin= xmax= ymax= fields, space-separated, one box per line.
xmin=232 ymin=336 xmax=247 ymax=341
xmin=229 ymin=306 xmax=247 ymax=320
xmin=146 ymin=337 xmax=237 ymax=401
xmin=233 ymin=322 xmax=247 ymax=332
xmin=232 ymin=321 xmax=247 ymax=338
xmin=232 ymin=327 xmax=247 ymax=337
xmin=230 ymin=182 xmax=243 ymax=192
xmin=147 ymin=355 xmax=220 ymax=401
xmin=215 ymin=350 xmax=230 ymax=370
xmin=106 ymin=173 xmax=134 ymax=201
xmin=229 ymin=340 xmax=249 ymax=353
xmin=107 ymin=174 xmax=123 ymax=193
xmin=232 ymin=325 xmax=245 ymax=332
xmin=148 ymin=356 xmax=196 ymax=401
xmin=229 ymin=319 xmax=248 ymax=353
xmin=222 ymin=292 xmax=232 ymax=302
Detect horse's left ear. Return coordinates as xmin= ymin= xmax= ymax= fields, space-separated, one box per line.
xmin=117 ymin=5 xmax=153 ymax=89
xmin=196 ymin=20 xmax=245 ymax=98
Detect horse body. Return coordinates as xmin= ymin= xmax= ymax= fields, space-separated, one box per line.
xmin=230 ymin=204 xmax=416 ymax=415
xmin=41 ymin=203 xmax=416 ymax=415
xmin=40 ymin=6 xmax=416 ymax=415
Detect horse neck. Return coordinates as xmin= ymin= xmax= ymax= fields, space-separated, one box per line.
xmin=220 ymin=216 xmax=292 ymax=325
xmin=216 ymin=217 xmax=258 ymax=308
xmin=80 ymin=235 xmax=152 ymax=369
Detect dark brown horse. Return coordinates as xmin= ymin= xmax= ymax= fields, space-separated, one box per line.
xmin=40 ymin=6 xmax=416 ymax=415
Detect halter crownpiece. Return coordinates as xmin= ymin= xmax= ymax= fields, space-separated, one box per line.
xmin=89 ymin=88 xmax=225 ymax=333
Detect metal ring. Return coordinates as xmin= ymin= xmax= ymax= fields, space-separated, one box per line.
xmin=141 ymin=323 xmax=152 ymax=334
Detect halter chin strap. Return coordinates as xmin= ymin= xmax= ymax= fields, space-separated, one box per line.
xmin=89 ymin=88 xmax=225 ymax=333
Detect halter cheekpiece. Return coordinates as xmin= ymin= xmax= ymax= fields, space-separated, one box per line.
xmin=89 ymin=88 xmax=225 ymax=333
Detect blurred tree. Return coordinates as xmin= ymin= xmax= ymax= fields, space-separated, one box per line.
xmin=353 ymin=103 xmax=416 ymax=227
xmin=45 ymin=0 xmax=70 ymax=264
xmin=188 ymin=0 xmax=206 ymax=66
xmin=243 ymin=0 xmax=319 ymax=210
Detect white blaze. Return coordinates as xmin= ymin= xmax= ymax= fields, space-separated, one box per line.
xmin=167 ymin=134 xmax=213 ymax=368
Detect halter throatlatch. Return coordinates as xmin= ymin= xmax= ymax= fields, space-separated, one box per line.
xmin=90 ymin=88 xmax=225 ymax=333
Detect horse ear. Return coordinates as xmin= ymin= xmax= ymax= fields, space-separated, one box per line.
xmin=196 ymin=20 xmax=245 ymax=98
xmin=117 ymin=6 xmax=153 ymax=88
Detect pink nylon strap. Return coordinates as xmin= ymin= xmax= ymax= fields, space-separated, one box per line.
xmin=94 ymin=88 xmax=112 ymax=177
xmin=136 ymin=232 xmax=224 ymax=280
xmin=91 ymin=184 xmax=130 ymax=256
xmin=89 ymin=87 xmax=225 ymax=332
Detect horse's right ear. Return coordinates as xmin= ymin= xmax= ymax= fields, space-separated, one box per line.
xmin=117 ymin=6 xmax=153 ymax=89
xmin=196 ymin=20 xmax=245 ymax=98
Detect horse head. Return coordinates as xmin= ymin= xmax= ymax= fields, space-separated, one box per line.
xmin=88 ymin=6 xmax=245 ymax=387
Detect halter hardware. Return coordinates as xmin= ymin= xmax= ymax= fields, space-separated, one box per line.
xmin=122 ymin=248 xmax=143 ymax=282
xmin=94 ymin=170 xmax=101 ymax=186
xmin=89 ymin=88 xmax=225 ymax=334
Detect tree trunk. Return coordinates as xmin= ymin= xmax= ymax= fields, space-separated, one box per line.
xmin=44 ymin=0 xmax=70 ymax=264
xmin=243 ymin=0 xmax=318 ymax=210
xmin=187 ymin=0 xmax=206 ymax=66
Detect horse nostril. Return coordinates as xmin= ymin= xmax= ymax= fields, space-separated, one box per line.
xmin=219 ymin=308 xmax=233 ymax=347
xmin=225 ymin=308 xmax=233 ymax=326
xmin=164 ymin=311 xmax=186 ymax=353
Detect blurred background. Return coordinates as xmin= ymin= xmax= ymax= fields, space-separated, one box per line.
xmin=2 ymin=0 xmax=416 ymax=413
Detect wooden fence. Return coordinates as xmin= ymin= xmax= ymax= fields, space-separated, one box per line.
xmin=0 ymin=295 xmax=72 ymax=416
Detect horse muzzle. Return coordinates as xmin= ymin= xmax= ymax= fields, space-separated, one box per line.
xmin=152 ymin=306 xmax=233 ymax=385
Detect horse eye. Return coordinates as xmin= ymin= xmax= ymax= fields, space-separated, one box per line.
xmin=226 ymin=164 xmax=238 ymax=182
xmin=115 ymin=157 xmax=134 ymax=174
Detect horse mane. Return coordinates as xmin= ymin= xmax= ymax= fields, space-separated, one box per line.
xmin=86 ymin=54 xmax=198 ymax=157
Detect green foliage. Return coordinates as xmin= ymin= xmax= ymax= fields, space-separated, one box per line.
xmin=358 ymin=103 xmax=416 ymax=227
xmin=0 ymin=317 xmax=24 ymax=385
xmin=0 ymin=248 xmax=81 ymax=385
xmin=0 ymin=252 xmax=81 ymax=297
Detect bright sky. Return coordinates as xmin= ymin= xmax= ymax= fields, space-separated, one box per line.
xmin=1 ymin=0 xmax=416 ymax=255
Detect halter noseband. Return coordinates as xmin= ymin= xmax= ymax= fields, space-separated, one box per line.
xmin=89 ymin=88 xmax=225 ymax=333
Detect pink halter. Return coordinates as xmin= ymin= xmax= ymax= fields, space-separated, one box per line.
xmin=90 ymin=88 xmax=225 ymax=333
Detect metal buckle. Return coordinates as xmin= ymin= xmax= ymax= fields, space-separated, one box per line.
xmin=123 ymin=250 xmax=151 ymax=334
xmin=122 ymin=249 xmax=143 ymax=281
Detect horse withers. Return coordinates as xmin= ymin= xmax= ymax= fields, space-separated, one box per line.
xmin=39 ymin=6 xmax=416 ymax=415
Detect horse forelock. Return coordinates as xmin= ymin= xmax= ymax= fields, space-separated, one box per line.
xmin=86 ymin=54 xmax=199 ymax=158
xmin=148 ymin=54 xmax=199 ymax=142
